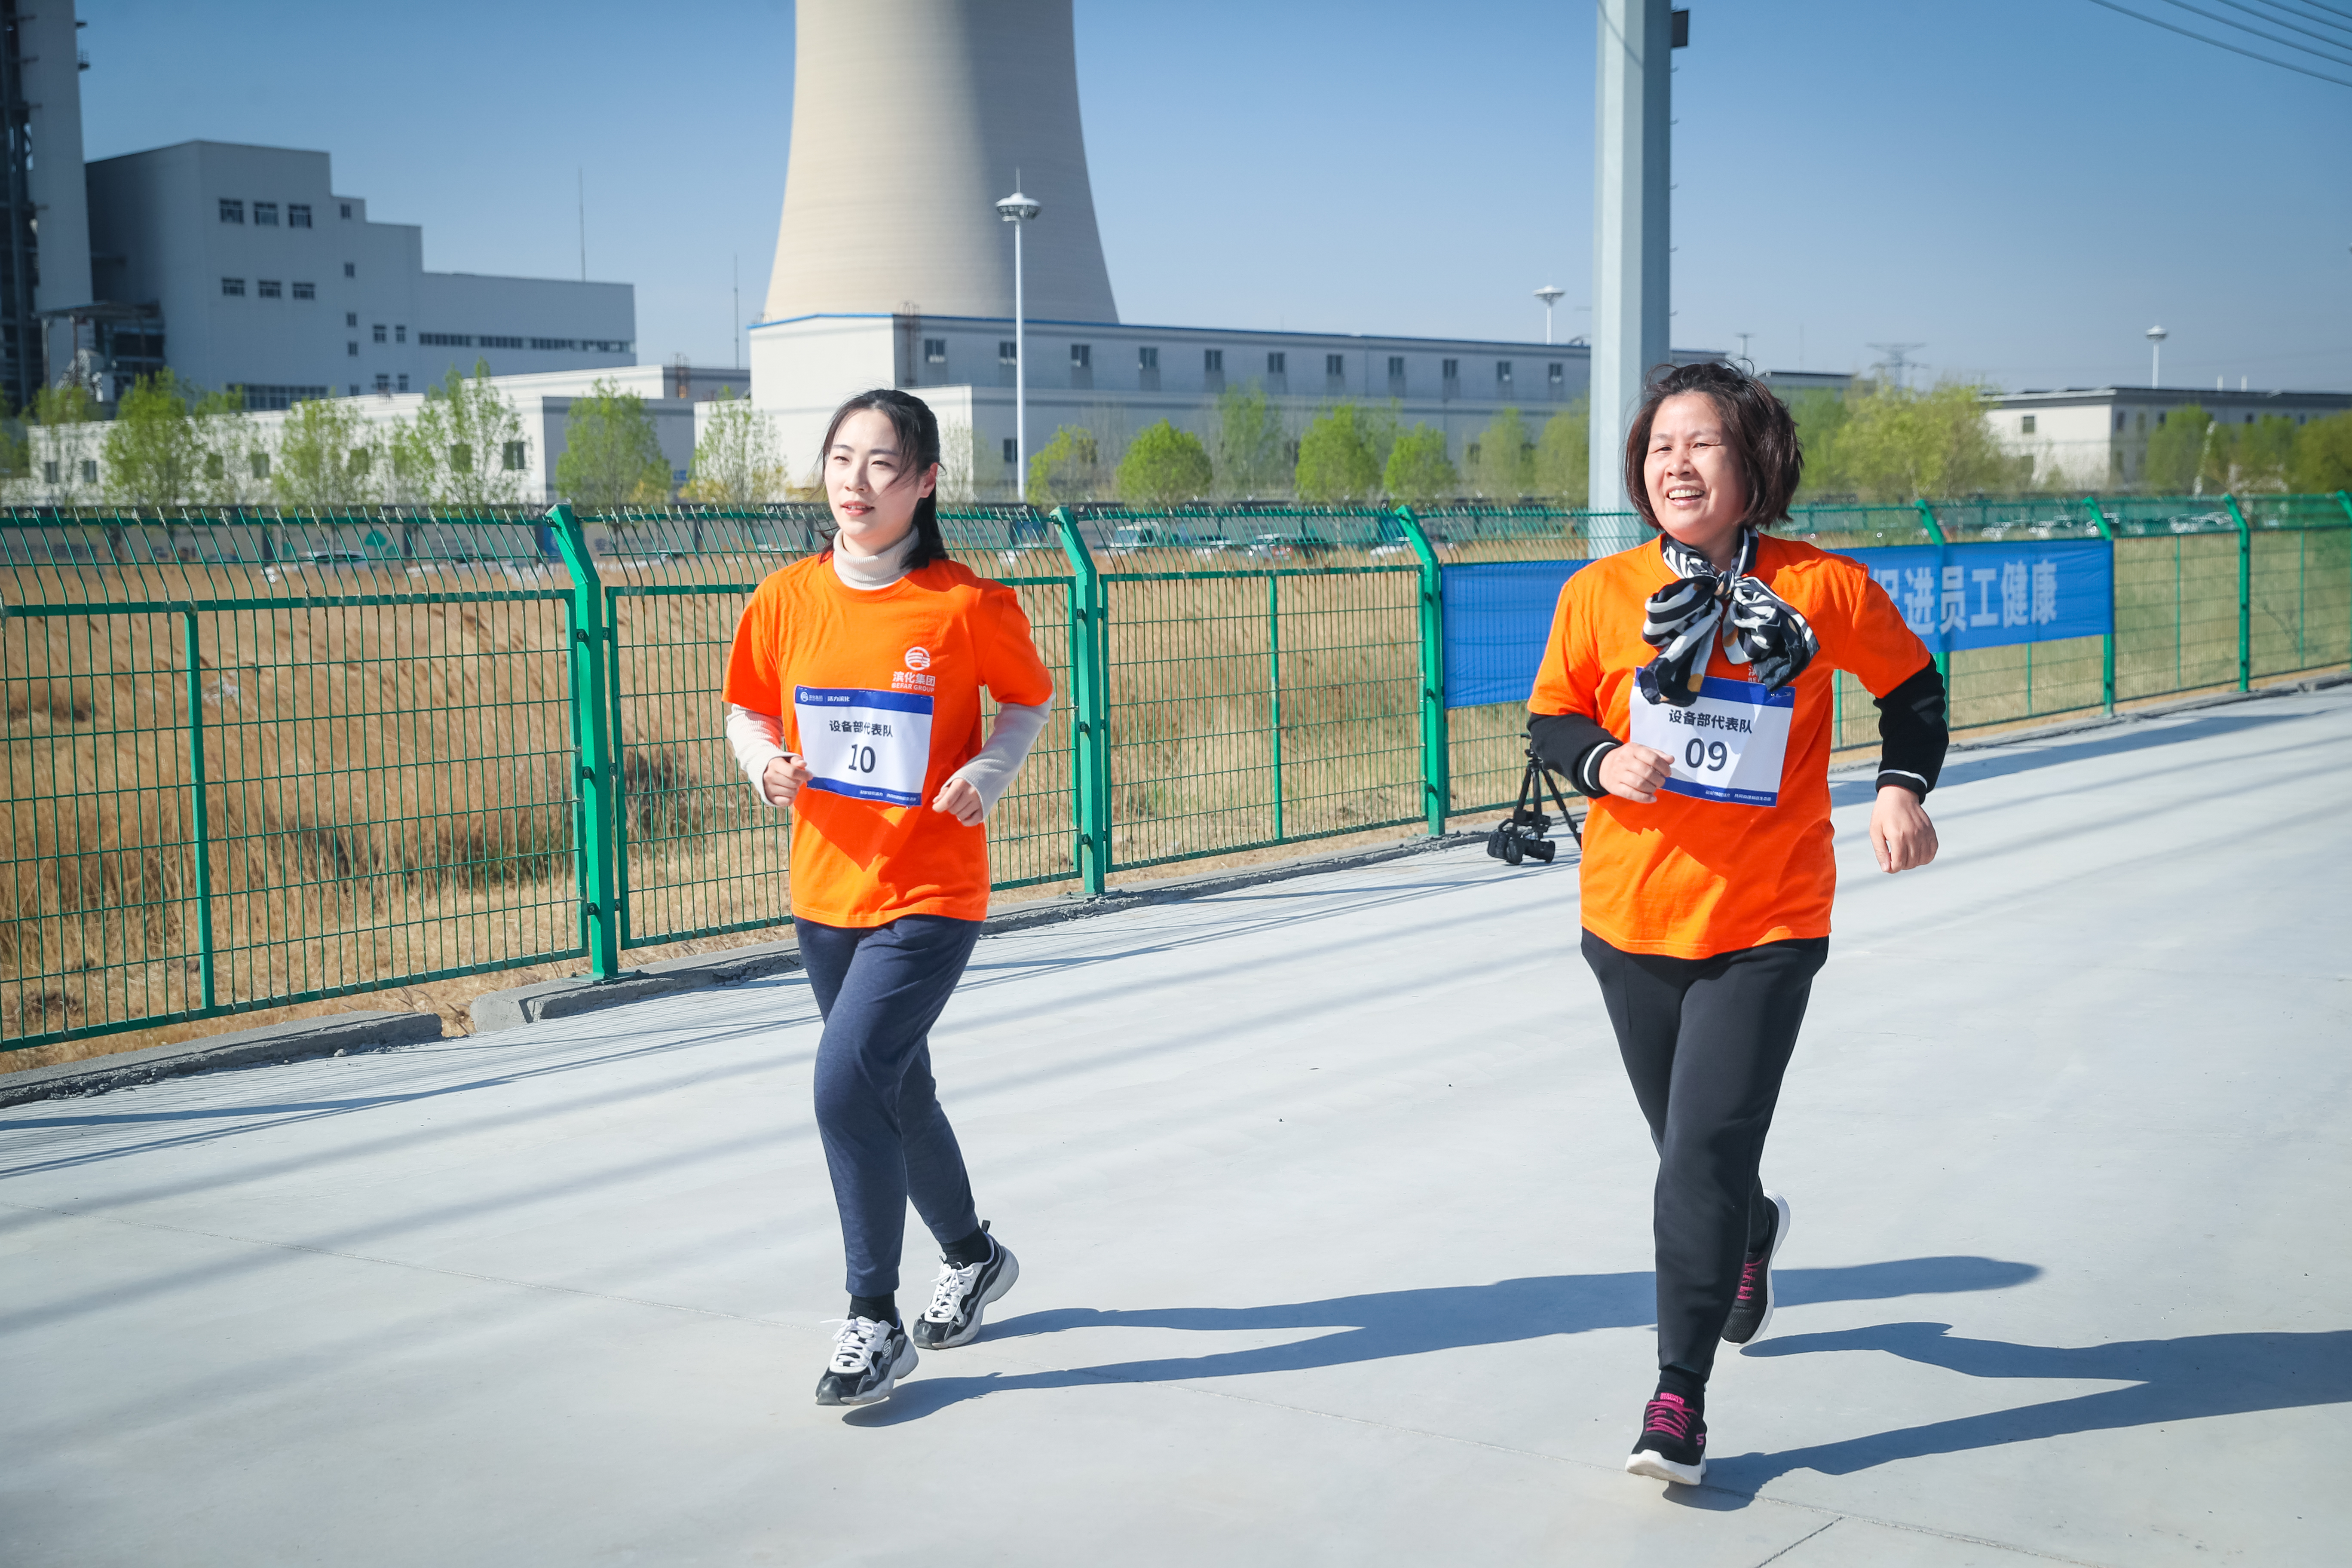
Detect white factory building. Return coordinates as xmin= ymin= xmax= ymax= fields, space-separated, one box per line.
xmin=1985 ymin=386 xmax=2352 ymax=489
xmin=741 ymin=310 xmax=1614 ymax=493
xmin=85 ymin=141 xmax=634 ymax=408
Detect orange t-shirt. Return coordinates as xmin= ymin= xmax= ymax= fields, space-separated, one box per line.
xmin=1528 ymin=533 xmax=1932 ymax=959
xmin=722 ymin=554 xmax=1054 ymax=927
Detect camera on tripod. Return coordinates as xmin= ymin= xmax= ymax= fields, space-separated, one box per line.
xmin=1486 ymin=744 xmax=1583 ymax=867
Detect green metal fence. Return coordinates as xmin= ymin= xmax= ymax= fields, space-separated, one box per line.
xmin=4 ymin=493 xmax=2347 ymax=1053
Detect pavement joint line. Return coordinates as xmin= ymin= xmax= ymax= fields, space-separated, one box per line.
xmin=1748 ymin=1518 xmax=1842 ymax=1565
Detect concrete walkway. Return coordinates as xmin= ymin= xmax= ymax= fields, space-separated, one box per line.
xmin=5 ymin=689 xmax=2348 ymax=1567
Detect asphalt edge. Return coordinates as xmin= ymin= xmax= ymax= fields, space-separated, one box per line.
xmin=0 ymin=1010 xmax=446 ymax=1110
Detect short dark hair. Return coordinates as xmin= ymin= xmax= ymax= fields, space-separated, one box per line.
xmin=818 ymin=388 xmax=947 ymax=569
xmin=1621 ymin=361 xmax=1803 ymax=531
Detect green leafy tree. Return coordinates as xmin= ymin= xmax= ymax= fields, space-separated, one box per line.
xmin=2289 ymin=410 xmax=2352 ymax=494
xmin=1212 ymin=381 xmax=1289 ymax=498
xmin=190 ymin=387 xmax=270 ymax=506
xmin=1382 ymin=423 xmax=1458 ymax=505
xmin=413 ymin=360 xmax=527 ymax=508
xmin=24 ymin=382 xmax=101 ymax=506
xmin=681 ymin=388 xmax=785 ymax=507
xmin=2143 ymin=404 xmax=2211 ymax=494
xmin=557 ymin=377 xmax=671 ymax=512
xmin=1028 ymin=425 xmax=1099 ymax=507
xmin=101 ymin=370 xmax=204 ymax=508
xmin=381 ymin=417 xmax=437 ymax=507
xmin=2227 ymin=415 xmax=2294 ymax=493
xmin=1830 ymin=382 xmax=2018 ymax=501
xmin=1293 ymin=403 xmax=1384 ymax=503
xmin=1532 ymin=401 xmax=1589 ymax=504
xmin=1786 ymin=388 xmax=1853 ymax=500
xmin=1115 ymin=419 xmax=1212 ymax=505
xmin=273 ymin=396 xmax=377 ymax=511
xmin=1468 ymin=407 xmax=1534 ymax=498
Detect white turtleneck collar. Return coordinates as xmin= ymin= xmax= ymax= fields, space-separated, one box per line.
xmin=830 ymin=527 xmax=920 ymax=590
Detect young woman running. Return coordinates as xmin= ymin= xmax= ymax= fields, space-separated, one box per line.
xmin=1528 ymin=362 xmax=1948 ymax=1485
xmin=723 ymin=388 xmax=1054 ymax=1407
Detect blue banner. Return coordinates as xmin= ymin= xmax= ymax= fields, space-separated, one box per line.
xmin=1440 ymin=539 xmax=2111 ymax=710
xmin=1844 ymin=539 xmax=2111 ymax=653
xmin=1440 ymin=559 xmax=1592 ymax=708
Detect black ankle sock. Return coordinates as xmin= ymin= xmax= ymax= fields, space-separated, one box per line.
xmin=940 ymin=1223 xmax=993 ymax=1268
xmin=1656 ymin=1365 xmax=1706 ymax=1407
xmin=848 ymin=1293 xmax=898 ymax=1325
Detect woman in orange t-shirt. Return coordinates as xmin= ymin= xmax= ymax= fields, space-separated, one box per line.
xmin=723 ymin=389 xmax=1054 ymax=1409
xmin=1526 ymin=363 xmax=1948 ymax=1485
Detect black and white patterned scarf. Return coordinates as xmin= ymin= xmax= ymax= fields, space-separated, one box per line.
xmin=1636 ymin=528 xmax=1819 ymax=707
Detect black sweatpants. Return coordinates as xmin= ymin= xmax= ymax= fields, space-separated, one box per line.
xmin=798 ymin=914 xmax=984 ymax=1298
xmin=1581 ymin=929 xmax=1829 ymax=1383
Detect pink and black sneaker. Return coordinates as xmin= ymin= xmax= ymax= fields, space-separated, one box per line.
xmin=1722 ymin=1189 xmax=1792 ymax=1346
xmin=1624 ymin=1390 xmax=1707 ymax=1485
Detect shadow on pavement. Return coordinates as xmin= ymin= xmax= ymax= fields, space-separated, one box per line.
xmin=1708 ymin=1320 xmax=2352 ymax=1489
xmin=1826 ymin=701 xmax=2322 ymax=807
xmin=845 ymin=1256 xmax=2039 ymax=1427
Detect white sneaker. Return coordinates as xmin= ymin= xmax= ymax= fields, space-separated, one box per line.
xmin=814 ymin=1315 xmax=918 ymax=1406
xmin=914 ymin=1231 xmax=1020 ymax=1350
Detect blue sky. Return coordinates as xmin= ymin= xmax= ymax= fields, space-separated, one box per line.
xmin=83 ymin=0 xmax=2352 ymax=391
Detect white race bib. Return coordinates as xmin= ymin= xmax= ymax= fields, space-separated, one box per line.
xmin=1627 ymin=674 xmax=1795 ymax=807
xmin=794 ymin=686 xmax=935 ymax=808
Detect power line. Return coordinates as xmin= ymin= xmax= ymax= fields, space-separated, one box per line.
xmin=2238 ymin=0 xmax=2352 ymax=43
xmin=2212 ymin=0 xmax=2352 ymax=51
xmin=2079 ymin=0 xmax=2352 ymax=84
xmin=2268 ymin=0 xmax=2352 ymax=26
xmin=2151 ymin=0 xmax=2352 ymax=63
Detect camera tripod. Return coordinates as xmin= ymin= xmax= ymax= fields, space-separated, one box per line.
xmin=1485 ymin=744 xmax=1584 ymax=866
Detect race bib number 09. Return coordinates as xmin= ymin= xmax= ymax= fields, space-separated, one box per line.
xmin=1627 ymin=674 xmax=1794 ymax=808
xmin=794 ymin=686 xmax=935 ymax=808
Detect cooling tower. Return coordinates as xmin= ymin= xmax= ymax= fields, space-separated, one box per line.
xmin=764 ymin=0 xmax=1119 ymax=325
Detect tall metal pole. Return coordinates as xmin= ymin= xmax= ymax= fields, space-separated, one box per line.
xmin=997 ymin=187 xmax=1041 ymax=504
xmin=1014 ymin=218 xmax=1027 ymax=502
xmin=1588 ymin=0 xmax=1675 ymax=552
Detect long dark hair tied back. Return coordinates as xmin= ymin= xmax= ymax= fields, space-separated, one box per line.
xmin=818 ymin=388 xmax=948 ymax=569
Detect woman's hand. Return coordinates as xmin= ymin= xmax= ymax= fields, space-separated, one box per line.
xmin=761 ymin=753 xmax=811 ymax=808
xmin=932 ymin=777 xmax=986 ymax=826
xmin=1870 ymin=784 xmax=1939 ymax=873
xmin=1597 ymin=743 xmax=1675 ymax=804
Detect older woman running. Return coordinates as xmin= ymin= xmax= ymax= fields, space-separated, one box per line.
xmin=1528 ymin=361 xmax=1949 ymax=1485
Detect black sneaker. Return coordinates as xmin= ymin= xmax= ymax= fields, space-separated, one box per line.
xmin=912 ymin=1230 xmax=1020 ymax=1349
xmin=1722 ymin=1190 xmax=1792 ymax=1346
xmin=1623 ymin=1391 xmax=1707 ymax=1485
xmin=814 ymin=1315 xmax=918 ymax=1406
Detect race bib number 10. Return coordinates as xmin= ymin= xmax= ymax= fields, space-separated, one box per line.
xmin=794 ymin=686 xmax=935 ymax=808
xmin=1627 ymin=674 xmax=1795 ymax=808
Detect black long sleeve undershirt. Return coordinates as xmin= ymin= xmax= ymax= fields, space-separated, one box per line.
xmin=1528 ymin=658 xmax=1950 ymax=802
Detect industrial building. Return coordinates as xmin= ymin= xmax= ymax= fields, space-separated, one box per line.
xmin=0 ymin=0 xmax=95 ymax=409
xmin=735 ymin=0 xmax=1719 ymax=499
xmin=84 ymin=141 xmax=634 ymax=408
xmin=1985 ymin=386 xmax=2352 ymax=488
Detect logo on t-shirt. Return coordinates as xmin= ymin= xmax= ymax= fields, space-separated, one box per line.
xmin=904 ymin=646 xmax=931 ymax=671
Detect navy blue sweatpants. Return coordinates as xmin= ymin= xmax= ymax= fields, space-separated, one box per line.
xmin=797 ymin=914 xmax=984 ymax=1298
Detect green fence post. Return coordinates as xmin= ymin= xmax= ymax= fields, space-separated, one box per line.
xmin=548 ymin=503 xmax=622 ymax=980
xmin=1050 ymin=506 xmax=1110 ymax=896
xmin=1393 ymin=506 xmax=1450 ymax=836
xmin=181 ymin=609 xmax=218 ymax=1012
xmin=2224 ymin=494 xmax=2251 ymax=692
xmin=2084 ymin=497 xmax=2117 ymax=714
xmin=1914 ymin=499 xmax=1951 ymax=686
xmin=2339 ymin=492 xmax=2352 ymax=670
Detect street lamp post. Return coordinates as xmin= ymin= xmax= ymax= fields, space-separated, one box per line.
xmin=1534 ymin=284 xmax=1566 ymax=345
xmin=996 ymin=188 xmax=1042 ymax=502
xmin=2145 ymin=325 xmax=2168 ymax=389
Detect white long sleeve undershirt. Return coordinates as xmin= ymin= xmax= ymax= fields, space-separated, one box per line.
xmin=724 ymin=529 xmax=1053 ymax=818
